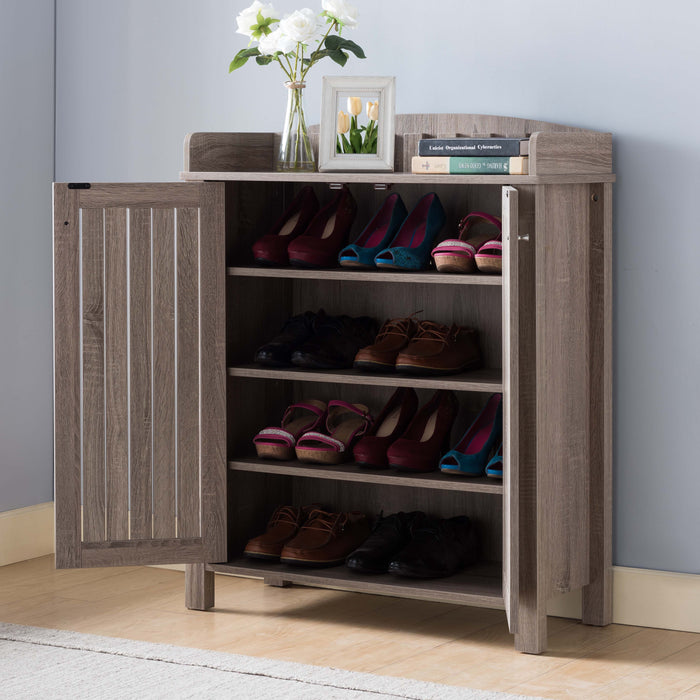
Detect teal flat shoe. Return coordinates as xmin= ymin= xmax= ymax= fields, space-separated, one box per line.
xmin=339 ymin=193 xmax=408 ymax=269
xmin=439 ymin=393 xmax=502 ymax=477
xmin=485 ymin=443 xmax=503 ymax=478
xmin=374 ymin=193 xmax=445 ymax=271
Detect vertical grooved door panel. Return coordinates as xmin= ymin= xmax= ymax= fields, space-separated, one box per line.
xmin=54 ymin=183 xmax=226 ymax=568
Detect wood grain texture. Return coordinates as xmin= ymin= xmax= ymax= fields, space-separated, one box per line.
xmin=104 ymin=207 xmax=129 ymax=541
xmin=199 ymin=183 xmax=228 ymax=562
xmin=536 ymin=185 xmax=591 ymax=597
xmin=81 ymin=207 xmax=106 ymax=543
xmin=185 ymin=563 xmax=215 ymax=610
xmin=529 ymin=131 xmax=613 ymax=175
xmin=176 ymin=207 xmax=201 ymax=538
xmin=79 ymin=183 xmax=202 ymax=208
xmin=582 ymin=182 xmax=614 ymax=626
xmin=152 ymin=208 xmax=177 ymax=539
xmin=79 ymin=540 xmax=206 ymax=567
xmin=505 ymin=186 xmax=545 ymax=653
xmin=128 ymin=208 xmax=153 ymax=540
xmin=184 ymin=132 xmax=275 ymax=172
xmin=53 ymin=184 xmax=82 ymax=568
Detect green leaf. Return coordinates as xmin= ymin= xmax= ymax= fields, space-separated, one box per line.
xmin=350 ymin=128 xmax=362 ymax=153
xmin=255 ymin=54 xmax=275 ymax=65
xmin=324 ymin=36 xmax=366 ymax=59
xmin=228 ymin=47 xmax=260 ymax=72
xmin=341 ymin=134 xmax=352 ymax=154
xmin=328 ymin=49 xmax=348 ymax=67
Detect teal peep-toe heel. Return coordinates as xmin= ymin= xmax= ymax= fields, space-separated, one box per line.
xmin=374 ymin=193 xmax=446 ymax=271
xmin=339 ymin=193 xmax=408 ymax=269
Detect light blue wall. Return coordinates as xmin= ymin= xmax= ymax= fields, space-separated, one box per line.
xmin=9 ymin=0 xmax=698 ymax=573
xmin=0 ymin=0 xmax=55 ymax=511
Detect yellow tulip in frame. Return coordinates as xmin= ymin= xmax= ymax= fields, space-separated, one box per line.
xmin=319 ymin=76 xmax=395 ymax=171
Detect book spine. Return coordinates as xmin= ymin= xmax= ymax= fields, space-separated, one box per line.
xmin=411 ymin=156 xmax=529 ymax=175
xmin=418 ymin=139 xmax=528 ymax=157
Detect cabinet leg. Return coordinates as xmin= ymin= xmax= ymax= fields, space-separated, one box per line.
xmin=264 ymin=575 xmax=291 ymax=588
xmin=185 ymin=563 xmax=215 ymax=610
xmin=514 ymin=603 xmax=547 ymax=654
xmin=582 ymin=567 xmax=612 ymax=626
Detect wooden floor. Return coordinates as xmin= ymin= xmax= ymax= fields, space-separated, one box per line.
xmin=1 ymin=557 xmax=699 ymax=698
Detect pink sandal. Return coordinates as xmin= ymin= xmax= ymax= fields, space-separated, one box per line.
xmin=431 ymin=212 xmax=502 ymax=274
xmin=295 ymin=401 xmax=372 ymax=465
xmin=253 ymin=400 xmax=327 ymax=461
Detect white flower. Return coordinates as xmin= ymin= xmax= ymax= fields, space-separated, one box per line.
xmin=322 ymin=0 xmax=358 ymax=28
xmin=279 ymin=8 xmax=322 ymax=45
xmin=258 ymin=27 xmax=296 ymax=55
xmin=236 ymin=1 xmax=278 ymax=38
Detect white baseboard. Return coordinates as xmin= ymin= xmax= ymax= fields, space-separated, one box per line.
xmin=0 ymin=502 xmax=55 ymax=567
xmin=548 ymin=566 xmax=700 ymax=633
xmin=3 ymin=502 xmax=698 ymax=634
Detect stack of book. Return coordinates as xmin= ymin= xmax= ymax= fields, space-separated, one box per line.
xmin=411 ymin=137 xmax=529 ymax=175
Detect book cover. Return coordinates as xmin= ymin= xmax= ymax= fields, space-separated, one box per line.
xmin=418 ymin=138 xmax=529 ymax=157
xmin=412 ymin=156 xmax=529 ymax=175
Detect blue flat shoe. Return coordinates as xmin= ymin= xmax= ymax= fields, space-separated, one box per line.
xmin=374 ymin=193 xmax=445 ymax=271
xmin=339 ymin=193 xmax=408 ymax=269
xmin=439 ymin=393 xmax=502 ymax=476
xmin=485 ymin=443 xmax=503 ymax=478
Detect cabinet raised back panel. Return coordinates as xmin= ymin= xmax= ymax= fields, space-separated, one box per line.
xmin=53 ymin=183 xmax=227 ymax=567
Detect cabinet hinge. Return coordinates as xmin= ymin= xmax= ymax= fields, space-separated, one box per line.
xmin=68 ymin=183 xmax=91 ymax=189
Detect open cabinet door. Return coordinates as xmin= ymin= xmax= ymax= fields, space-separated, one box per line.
xmin=53 ymin=182 xmax=226 ymax=568
xmin=502 ymin=185 xmax=533 ymax=634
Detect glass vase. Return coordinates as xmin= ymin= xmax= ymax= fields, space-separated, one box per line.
xmin=277 ymin=81 xmax=315 ymax=172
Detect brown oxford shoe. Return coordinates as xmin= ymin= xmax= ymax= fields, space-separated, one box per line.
xmin=395 ymin=321 xmax=481 ymax=375
xmin=354 ymin=315 xmax=419 ymax=372
xmin=280 ymin=509 xmax=371 ymax=567
xmin=244 ymin=505 xmax=315 ymax=561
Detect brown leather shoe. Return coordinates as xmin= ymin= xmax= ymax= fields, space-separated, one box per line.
xmin=395 ymin=321 xmax=481 ymax=375
xmin=280 ymin=509 xmax=371 ymax=567
xmin=244 ymin=505 xmax=313 ymax=560
xmin=354 ymin=315 xmax=418 ymax=371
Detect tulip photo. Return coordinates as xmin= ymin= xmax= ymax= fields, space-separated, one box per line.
xmin=336 ymin=97 xmax=379 ymax=154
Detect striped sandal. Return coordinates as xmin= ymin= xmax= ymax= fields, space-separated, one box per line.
xmin=253 ymin=400 xmax=327 ymax=461
xmin=295 ymin=401 xmax=372 ymax=465
xmin=431 ymin=212 xmax=502 ymax=274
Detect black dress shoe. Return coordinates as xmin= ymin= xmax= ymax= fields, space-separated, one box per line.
xmin=254 ymin=310 xmax=321 ymax=367
xmin=291 ymin=315 xmax=378 ymax=369
xmin=346 ymin=511 xmax=422 ymax=574
xmin=388 ymin=515 xmax=478 ymax=578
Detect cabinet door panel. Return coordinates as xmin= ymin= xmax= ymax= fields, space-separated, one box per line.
xmin=54 ymin=183 xmax=226 ymax=568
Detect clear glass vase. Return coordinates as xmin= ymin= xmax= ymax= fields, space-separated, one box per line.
xmin=277 ymin=81 xmax=315 ymax=172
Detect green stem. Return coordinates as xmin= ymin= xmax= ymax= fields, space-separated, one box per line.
xmin=300 ymin=20 xmax=336 ymax=81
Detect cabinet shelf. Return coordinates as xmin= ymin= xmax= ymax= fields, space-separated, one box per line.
xmin=229 ymin=457 xmax=503 ymax=494
xmin=228 ymin=266 xmax=502 ymax=286
xmin=208 ymin=558 xmax=504 ymax=609
xmin=227 ymin=365 xmax=503 ymax=393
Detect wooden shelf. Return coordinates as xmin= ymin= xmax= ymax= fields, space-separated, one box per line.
xmin=181 ymin=170 xmax=615 ymax=185
xmin=228 ymin=266 xmax=502 ymax=286
xmin=229 ymin=457 xmax=503 ymax=494
xmin=208 ymin=557 xmax=504 ymax=609
xmin=227 ymin=365 xmax=503 ymax=393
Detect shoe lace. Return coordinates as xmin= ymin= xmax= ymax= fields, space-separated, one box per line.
xmin=414 ymin=320 xmax=454 ymax=348
xmin=375 ymin=312 xmax=422 ymax=343
xmin=304 ymin=509 xmax=347 ymax=533
xmin=268 ymin=506 xmax=299 ymax=528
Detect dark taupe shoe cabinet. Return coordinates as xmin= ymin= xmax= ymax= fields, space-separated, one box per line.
xmin=53 ymin=114 xmax=614 ymax=653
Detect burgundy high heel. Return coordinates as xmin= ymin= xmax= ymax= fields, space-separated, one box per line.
xmin=288 ymin=186 xmax=357 ymax=268
xmin=386 ymin=390 xmax=459 ymax=473
xmin=353 ymin=388 xmax=419 ymax=469
xmin=252 ymin=185 xmax=319 ymax=266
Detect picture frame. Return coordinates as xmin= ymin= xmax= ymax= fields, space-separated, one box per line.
xmin=318 ymin=76 xmax=395 ymax=172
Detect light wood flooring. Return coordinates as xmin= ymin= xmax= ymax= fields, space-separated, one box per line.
xmin=1 ymin=556 xmax=699 ymax=698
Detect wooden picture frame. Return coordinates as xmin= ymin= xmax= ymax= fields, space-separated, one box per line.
xmin=318 ymin=76 xmax=395 ymax=172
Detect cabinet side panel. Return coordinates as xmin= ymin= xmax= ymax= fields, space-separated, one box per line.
xmin=54 ymin=185 xmax=82 ymax=568
xmin=537 ymin=184 xmax=591 ymax=595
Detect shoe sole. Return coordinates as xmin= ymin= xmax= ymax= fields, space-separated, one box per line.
xmin=353 ymin=360 xmax=395 ymax=372
xmin=280 ymin=556 xmax=347 ymax=567
xmin=440 ymin=466 xmax=485 ymax=477
xmin=243 ymin=551 xmax=281 ymax=561
xmin=394 ymin=359 xmax=482 ymax=376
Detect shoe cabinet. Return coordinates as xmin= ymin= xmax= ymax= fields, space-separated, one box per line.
xmin=53 ymin=114 xmax=614 ymax=653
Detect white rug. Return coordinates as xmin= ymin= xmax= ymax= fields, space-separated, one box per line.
xmin=0 ymin=622 xmax=543 ymax=700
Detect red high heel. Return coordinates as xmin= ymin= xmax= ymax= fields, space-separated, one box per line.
xmin=288 ymin=186 xmax=357 ymax=268
xmin=252 ymin=186 xmax=319 ymax=266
